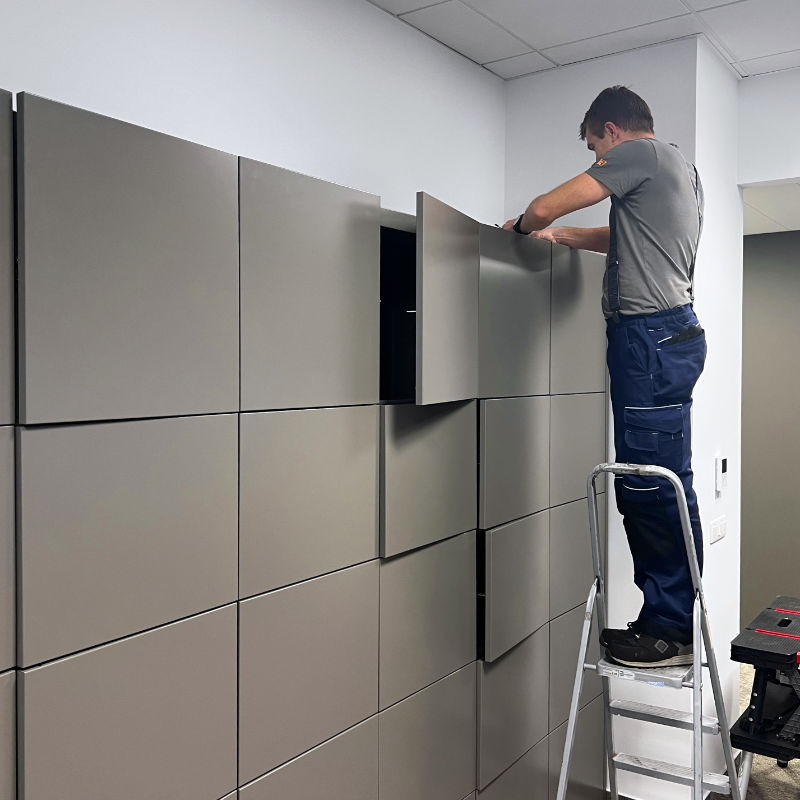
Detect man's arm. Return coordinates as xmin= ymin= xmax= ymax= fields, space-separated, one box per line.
xmin=529 ymin=226 xmax=609 ymax=253
xmin=504 ymin=173 xmax=611 ymax=232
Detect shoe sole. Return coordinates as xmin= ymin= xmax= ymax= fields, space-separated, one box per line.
xmin=605 ymin=653 xmax=693 ymax=668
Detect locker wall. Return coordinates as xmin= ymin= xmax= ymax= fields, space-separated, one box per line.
xmin=9 ymin=93 xmax=607 ymax=800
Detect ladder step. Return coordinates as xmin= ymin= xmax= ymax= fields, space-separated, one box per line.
xmin=610 ymin=699 xmax=719 ymax=734
xmin=595 ymin=658 xmax=694 ymax=689
xmin=613 ymin=754 xmax=730 ymax=795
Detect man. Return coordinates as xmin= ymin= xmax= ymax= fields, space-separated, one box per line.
xmin=504 ymin=86 xmax=705 ymax=668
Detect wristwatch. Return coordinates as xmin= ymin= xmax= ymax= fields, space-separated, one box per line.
xmin=512 ymin=214 xmax=527 ymax=235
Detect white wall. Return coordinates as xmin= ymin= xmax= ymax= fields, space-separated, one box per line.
xmin=0 ymin=0 xmax=506 ymax=221
xmin=739 ymin=67 xmax=800 ymax=186
xmin=507 ymin=37 xmax=744 ymax=800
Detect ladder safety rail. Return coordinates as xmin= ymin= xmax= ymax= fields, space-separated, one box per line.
xmin=556 ymin=462 xmax=754 ymax=800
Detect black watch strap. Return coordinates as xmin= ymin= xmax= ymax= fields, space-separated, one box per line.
xmin=512 ymin=214 xmax=527 ymax=234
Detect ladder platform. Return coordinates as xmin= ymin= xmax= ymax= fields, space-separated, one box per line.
xmin=613 ymin=754 xmax=730 ymax=794
xmin=610 ymin=699 xmax=719 ymax=734
xmin=595 ymin=657 xmax=693 ymax=688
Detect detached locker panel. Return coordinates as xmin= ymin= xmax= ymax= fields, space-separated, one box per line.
xmin=480 ymin=396 xmax=550 ymax=530
xmin=239 ymin=717 xmax=378 ymax=800
xmin=0 ymin=429 xmax=13 ymax=671
xmin=549 ymin=494 xmax=606 ymax=621
xmin=479 ymin=225 xmax=550 ymax=399
xmin=380 ymin=531 xmax=476 ymax=709
xmin=416 ymin=192 xmax=479 ymax=405
xmin=17 ymin=94 xmax=239 ymax=424
xmin=478 ymin=625 xmax=549 ymax=789
xmin=239 ymin=406 xmax=379 ymax=598
xmin=484 ymin=511 xmax=549 ymax=663
xmin=17 ymin=415 xmax=238 ymax=667
xmin=548 ymin=696 xmax=605 ymax=800
xmin=550 ymin=245 xmax=606 ymax=395
xmin=0 ymin=670 xmax=13 ymax=800
xmin=381 ymin=401 xmax=476 ymax=557
xmin=0 ymin=90 xmax=12 ymax=425
xmin=379 ymin=663 xmax=477 ymax=800
xmin=549 ymin=393 xmax=606 ymax=508
xmin=548 ymin=604 xmax=602 ymax=732
xmin=240 ymin=159 xmax=379 ymax=411
xmin=239 ymin=562 xmax=379 ymax=785
xmin=19 ymin=606 xmax=238 ymax=800
xmin=477 ymin=737 xmax=548 ymax=800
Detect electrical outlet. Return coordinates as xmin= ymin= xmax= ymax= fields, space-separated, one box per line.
xmin=709 ymin=515 xmax=727 ymax=545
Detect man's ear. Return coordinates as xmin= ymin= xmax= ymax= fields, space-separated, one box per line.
xmin=604 ymin=121 xmax=618 ymax=140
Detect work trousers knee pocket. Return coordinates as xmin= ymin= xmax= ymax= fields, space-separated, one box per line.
xmin=616 ymin=404 xmax=688 ymax=505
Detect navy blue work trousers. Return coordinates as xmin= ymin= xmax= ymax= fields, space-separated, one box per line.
xmin=606 ymin=304 xmax=706 ymax=644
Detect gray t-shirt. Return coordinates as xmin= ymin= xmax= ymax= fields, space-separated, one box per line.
xmin=585 ymin=137 xmax=703 ymax=318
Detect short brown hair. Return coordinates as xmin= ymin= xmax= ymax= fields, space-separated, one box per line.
xmin=580 ymin=86 xmax=654 ymax=140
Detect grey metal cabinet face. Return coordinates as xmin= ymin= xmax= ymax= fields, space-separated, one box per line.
xmin=416 ymin=192 xmax=479 ymax=405
xmin=17 ymin=94 xmax=238 ymax=424
xmin=550 ymin=245 xmax=606 ymax=395
xmin=239 ymin=562 xmax=379 ymax=785
xmin=548 ymin=605 xmax=602 ymax=732
xmin=479 ymin=225 xmax=550 ymax=399
xmin=477 ymin=737 xmax=548 ymax=800
xmin=381 ymin=401 xmax=477 ymax=557
xmin=549 ymin=494 xmax=606 ymax=621
xmin=240 ymin=406 xmax=379 ymax=598
xmin=0 ymin=430 xmax=13 ymax=671
xmin=480 ymin=396 xmax=550 ymax=530
xmin=379 ymin=663 xmax=477 ymax=800
xmin=240 ymin=159 xmax=379 ymax=411
xmin=380 ymin=531 xmax=476 ymax=708
xmin=0 ymin=671 xmax=13 ymax=800
xmin=478 ymin=625 xmax=549 ymax=789
xmin=548 ymin=696 xmax=605 ymax=800
xmin=0 ymin=91 xmax=12 ymax=425
xmin=239 ymin=717 xmax=378 ymax=800
xmin=19 ymin=606 xmax=237 ymax=800
xmin=485 ymin=511 xmax=549 ymax=663
xmin=549 ymin=393 xmax=606 ymax=508
xmin=16 ymin=415 xmax=238 ymax=666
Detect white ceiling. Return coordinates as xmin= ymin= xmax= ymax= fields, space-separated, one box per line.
xmin=743 ymin=183 xmax=800 ymax=234
xmin=367 ymin=0 xmax=800 ymax=80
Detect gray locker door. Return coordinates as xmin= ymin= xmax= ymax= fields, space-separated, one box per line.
xmin=240 ymin=159 xmax=379 ymax=411
xmin=549 ymin=494 xmax=606 ymax=621
xmin=17 ymin=415 xmax=238 ymax=667
xmin=380 ymin=531 xmax=476 ymax=708
xmin=479 ymin=225 xmax=550 ymax=399
xmin=379 ymin=663 xmax=477 ymax=800
xmin=480 ymin=396 xmax=550 ymax=530
xmin=478 ymin=625 xmax=549 ymax=789
xmin=239 ymin=562 xmax=379 ymax=785
xmin=0 ymin=90 xmax=12 ymax=425
xmin=0 ymin=430 xmax=12 ymax=671
xmin=239 ymin=717 xmax=378 ymax=800
xmin=381 ymin=401 xmax=477 ymax=557
xmin=240 ymin=406 xmax=379 ymax=598
xmin=550 ymin=245 xmax=606 ymax=395
xmin=485 ymin=511 xmax=549 ymax=663
xmin=0 ymin=670 xmax=13 ymax=800
xmin=416 ymin=192 xmax=479 ymax=405
xmin=477 ymin=737 xmax=548 ymax=800
xmin=19 ymin=606 xmax=237 ymax=800
xmin=549 ymin=393 xmax=606 ymax=508
xmin=16 ymin=94 xmax=238 ymax=424
xmin=548 ymin=605 xmax=602 ymax=732
xmin=548 ymin=696 xmax=605 ymax=800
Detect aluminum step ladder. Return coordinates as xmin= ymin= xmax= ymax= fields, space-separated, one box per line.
xmin=556 ymin=462 xmax=754 ymax=800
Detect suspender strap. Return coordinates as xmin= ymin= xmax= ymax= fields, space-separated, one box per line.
xmin=607 ymin=197 xmax=621 ymax=319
